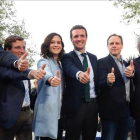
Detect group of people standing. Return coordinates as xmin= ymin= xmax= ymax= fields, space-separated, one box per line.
xmin=0 ymin=25 xmax=140 ymax=140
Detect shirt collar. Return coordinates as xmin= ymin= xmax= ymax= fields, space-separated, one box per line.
xmin=110 ymin=54 xmax=123 ymax=62
xmin=74 ymin=49 xmax=87 ymax=56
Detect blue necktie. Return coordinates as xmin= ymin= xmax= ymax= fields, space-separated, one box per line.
xmin=81 ymin=53 xmax=90 ymax=102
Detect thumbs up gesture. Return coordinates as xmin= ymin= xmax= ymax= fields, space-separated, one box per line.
xmin=48 ymin=70 xmax=61 ymax=87
xmin=16 ymin=52 xmax=29 ymax=71
xmin=107 ymin=67 xmax=115 ymax=84
xmin=125 ymin=60 xmax=134 ymax=77
xmin=78 ymin=67 xmax=90 ymax=84
xmin=28 ymin=64 xmax=46 ymax=80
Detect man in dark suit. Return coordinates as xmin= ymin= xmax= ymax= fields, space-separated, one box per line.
xmin=129 ymin=36 xmax=140 ymax=139
xmin=0 ymin=36 xmax=46 ymax=140
xmin=61 ymin=25 xmax=98 ymax=140
xmin=97 ymin=34 xmax=134 ymax=140
xmin=0 ymin=43 xmax=29 ymax=71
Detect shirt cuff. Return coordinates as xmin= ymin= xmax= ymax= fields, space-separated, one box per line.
xmin=76 ymin=71 xmax=82 ymax=80
xmin=27 ymin=70 xmax=33 ymax=79
xmin=13 ymin=60 xmax=18 ymax=68
xmin=107 ymin=80 xmax=113 ymax=86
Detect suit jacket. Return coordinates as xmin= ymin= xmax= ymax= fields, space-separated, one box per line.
xmin=0 ymin=45 xmax=18 ymax=68
xmin=131 ymin=56 xmax=140 ymax=121
xmin=97 ymin=54 xmax=131 ymax=121
xmin=61 ymin=51 xmax=98 ymax=118
xmin=0 ymin=65 xmax=31 ymax=129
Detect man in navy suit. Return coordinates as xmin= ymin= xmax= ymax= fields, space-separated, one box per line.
xmin=0 ymin=36 xmax=46 ymax=140
xmin=97 ymin=34 xmax=134 ymax=140
xmin=61 ymin=25 xmax=98 ymax=140
xmin=0 ymin=43 xmax=29 ymax=71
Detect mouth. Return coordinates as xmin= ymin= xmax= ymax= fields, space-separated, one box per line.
xmin=53 ymin=48 xmax=60 ymax=51
xmin=77 ymin=42 xmax=83 ymax=45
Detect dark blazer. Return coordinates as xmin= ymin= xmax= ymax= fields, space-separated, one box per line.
xmin=0 ymin=45 xmax=18 ymax=68
xmin=61 ymin=51 xmax=98 ymax=118
xmin=131 ymin=57 xmax=140 ymax=121
xmin=0 ymin=65 xmax=31 ymax=129
xmin=97 ymin=54 xmax=130 ymax=121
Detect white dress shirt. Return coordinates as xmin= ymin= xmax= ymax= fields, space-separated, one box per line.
xmin=74 ymin=50 xmax=96 ymax=98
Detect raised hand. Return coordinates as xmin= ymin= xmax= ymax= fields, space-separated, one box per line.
xmin=78 ymin=67 xmax=90 ymax=84
xmin=28 ymin=64 xmax=46 ymax=80
xmin=125 ymin=60 xmax=134 ymax=77
xmin=107 ymin=67 xmax=115 ymax=84
xmin=48 ymin=70 xmax=61 ymax=87
xmin=16 ymin=52 xmax=29 ymax=71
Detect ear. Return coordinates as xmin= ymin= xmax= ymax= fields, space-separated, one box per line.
xmin=121 ymin=44 xmax=123 ymax=49
xmin=6 ymin=48 xmax=10 ymax=52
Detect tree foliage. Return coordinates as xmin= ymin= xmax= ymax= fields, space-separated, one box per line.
xmin=0 ymin=0 xmax=36 ymax=67
xmin=113 ymin=0 xmax=140 ymax=25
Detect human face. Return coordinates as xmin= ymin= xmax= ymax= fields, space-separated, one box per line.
xmin=6 ymin=40 xmax=26 ymax=58
xmin=49 ymin=35 xmax=62 ymax=58
xmin=71 ymin=29 xmax=87 ymax=53
xmin=107 ymin=36 xmax=123 ymax=58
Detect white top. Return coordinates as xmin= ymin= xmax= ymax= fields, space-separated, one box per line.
xmin=22 ymin=80 xmax=30 ymax=107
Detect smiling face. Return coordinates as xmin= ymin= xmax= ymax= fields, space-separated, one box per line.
xmin=107 ymin=36 xmax=123 ymax=59
xmin=49 ymin=35 xmax=62 ymax=58
xmin=6 ymin=40 xmax=26 ymax=58
xmin=71 ymin=29 xmax=87 ymax=53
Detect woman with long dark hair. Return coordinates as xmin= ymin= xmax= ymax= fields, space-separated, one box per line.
xmin=33 ymin=33 xmax=65 ymax=140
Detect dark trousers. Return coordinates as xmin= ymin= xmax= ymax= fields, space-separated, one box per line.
xmin=0 ymin=109 xmax=33 ymax=140
xmin=101 ymin=107 xmax=130 ymax=140
xmin=65 ymin=100 xmax=98 ymax=140
xmin=40 ymin=118 xmax=63 ymax=140
xmin=135 ymin=120 xmax=140 ymax=140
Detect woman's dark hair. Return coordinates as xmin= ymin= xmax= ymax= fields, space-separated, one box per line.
xmin=41 ymin=33 xmax=65 ymax=60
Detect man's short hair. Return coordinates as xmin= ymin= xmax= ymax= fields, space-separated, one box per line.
xmin=4 ymin=35 xmax=24 ymax=50
xmin=70 ymin=25 xmax=88 ymax=39
xmin=107 ymin=34 xmax=123 ymax=46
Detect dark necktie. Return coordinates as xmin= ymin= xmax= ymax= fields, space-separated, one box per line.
xmin=81 ymin=53 xmax=90 ymax=102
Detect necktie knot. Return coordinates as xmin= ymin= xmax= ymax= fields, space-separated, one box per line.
xmin=81 ymin=53 xmax=87 ymax=57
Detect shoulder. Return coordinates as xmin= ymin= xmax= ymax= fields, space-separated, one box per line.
xmin=61 ymin=51 xmax=77 ymax=62
xmin=37 ymin=58 xmax=52 ymax=67
xmin=98 ymin=55 xmax=109 ymax=62
xmin=87 ymin=52 xmax=97 ymax=59
xmin=62 ymin=51 xmax=75 ymax=58
xmin=134 ymin=56 xmax=140 ymax=64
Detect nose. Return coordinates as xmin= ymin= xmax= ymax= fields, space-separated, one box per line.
xmin=19 ymin=47 xmax=25 ymax=53
xmin=77 ymin=36 xmax=82 ymax=41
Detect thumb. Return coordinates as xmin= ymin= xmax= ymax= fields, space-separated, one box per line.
xmin=86 ymin=67 xmax=90 ymax=75
xmin=41 ymin=64 xmax=46 ymax=70
xmin=56 ymin=70 xmax=59 ymax=77
xmin=20 ymin=52 xmax=28 ymax=60
xmin=111 ymin=67 xmax=114 ymax=73
xmin=130 ymin=60 xmax=134 ymax=68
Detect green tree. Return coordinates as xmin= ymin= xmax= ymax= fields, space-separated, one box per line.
xmin=0 ymin=0 xmax=36 ymax=67
xmin=113 ymin=0 xmax=140 ymax=35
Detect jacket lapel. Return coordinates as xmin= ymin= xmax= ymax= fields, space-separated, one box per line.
xmin=72 ymin=51 xmax=84 ymax=71
xmin=108 ymin=54 xmax=123 ymax=78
